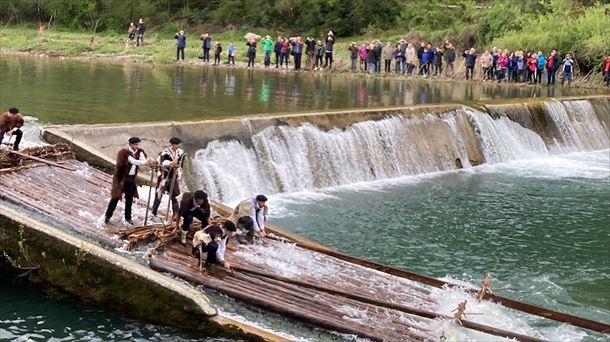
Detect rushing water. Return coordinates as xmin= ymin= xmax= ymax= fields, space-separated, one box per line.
xmin=1 ymin=55 xmax=610 ymax=341
xmin=0 ymin=55 xmax=603 ymax=124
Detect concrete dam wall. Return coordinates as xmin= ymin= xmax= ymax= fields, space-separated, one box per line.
xmin=43 ymin=96 xmax=609 ymax=204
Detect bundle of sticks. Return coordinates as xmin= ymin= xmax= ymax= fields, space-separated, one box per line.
xmin=0 ymin=144 xmax=74 ymax=169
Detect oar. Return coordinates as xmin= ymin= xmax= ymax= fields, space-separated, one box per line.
xmin=6 ymin=149 xmax=75 ymax=171
xmin=230 ymin=266 xmax=547 ymax=342
xmin=143 ymin=166 xmax=157 ymax=227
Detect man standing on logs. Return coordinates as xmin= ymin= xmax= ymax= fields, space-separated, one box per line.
xmin=229 ymin=195 xmax=268 ymax=238
xmin=176 ymin=190 xmax=211 ymax=244
xmin=104 ymin=137 xmax=155 ymax=225
xmin=151 ymin=137 xmax=185 ymax=217
xmin=0 ymin=107 xmax=25 ymax=151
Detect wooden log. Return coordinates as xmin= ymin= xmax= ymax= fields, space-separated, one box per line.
xmin=6 ymin=149 xmax=76 ymax=171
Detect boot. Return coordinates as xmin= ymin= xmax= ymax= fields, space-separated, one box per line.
xmin=181 ymin=230 xmax=187 ymax=244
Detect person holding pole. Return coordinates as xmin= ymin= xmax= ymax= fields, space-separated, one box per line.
xmin=176 ymin=190 xmax=211 ymax=244
xmin=151 ymin=137 xmax=185 ymax=217
xmin=104 ymin=137 xmax=155 ymax=225
xmin=0 ymin=107 xmax=24 ymax=151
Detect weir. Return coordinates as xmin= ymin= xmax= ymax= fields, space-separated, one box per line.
xmin=44 ymin=95 xmax=609 ymax=204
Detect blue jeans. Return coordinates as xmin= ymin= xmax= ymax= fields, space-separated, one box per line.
xmin=264 ymin=51 xmax=271 ymax=66
xmin=351 ymin=57 xmax=357 ymax=71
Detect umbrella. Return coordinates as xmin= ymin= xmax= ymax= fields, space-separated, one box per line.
xmin=244 ymin=32 xmax=261 ymax=41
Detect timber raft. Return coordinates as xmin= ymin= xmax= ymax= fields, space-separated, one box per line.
xmin=1 ymin=146 xmax=608 ymax=341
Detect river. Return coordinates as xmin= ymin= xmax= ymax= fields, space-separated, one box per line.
xmin=1 ymin=55 xmax=609 ymax=341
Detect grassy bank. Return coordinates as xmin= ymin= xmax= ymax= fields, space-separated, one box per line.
xmin=1 ymin=26 xmax=608 ymax=89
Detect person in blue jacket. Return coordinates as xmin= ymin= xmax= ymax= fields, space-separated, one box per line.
xmin=174 ymin=31 xmax=186 ymax=61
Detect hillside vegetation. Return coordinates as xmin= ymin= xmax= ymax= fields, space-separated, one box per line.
xmin=1 ymin=0 xmax=608 ymax=70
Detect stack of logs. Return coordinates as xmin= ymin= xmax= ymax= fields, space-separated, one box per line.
xmin=0 ymin=144 xmax=74 ymax=171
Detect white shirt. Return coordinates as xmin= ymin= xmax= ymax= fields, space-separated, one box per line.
xmin=127 ymin=147 xmax=146 ymax=175
xmin=216 ymin=235 xmax=229 ymax=262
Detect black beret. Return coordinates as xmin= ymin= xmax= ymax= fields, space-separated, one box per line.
xmin=169 ymin=137 xmax=182 ymax=145
xmin=256 ymin=194 xmax=268 ymax=202
xmin=128 ymin=137 xmax=141 ymax=144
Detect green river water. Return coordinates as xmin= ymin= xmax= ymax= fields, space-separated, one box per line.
xmin=1 ymin=55 xmax=609 ymax=341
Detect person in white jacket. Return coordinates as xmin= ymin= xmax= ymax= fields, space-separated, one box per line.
xmin=229 ymin=195 xmax=268 ymax=238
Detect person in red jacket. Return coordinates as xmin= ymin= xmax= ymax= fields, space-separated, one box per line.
xmin=603 ymin=56 xmax=610 ymax=86
xmin=527 ymin=53 xmax=538 ymax=84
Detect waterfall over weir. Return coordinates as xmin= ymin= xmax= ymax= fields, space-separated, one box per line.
xmin=191 ymin=99 xmax=609 ymax=203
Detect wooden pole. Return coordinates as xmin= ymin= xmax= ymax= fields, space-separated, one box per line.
xmin=143 ymin=166 xmax=156 ymax=227
xmin=6 ymin=149 xmax=75 ymax=171
xmin=164 ymin=165 xmax=178 ymax=222
xmin=231 ymin=266 xmax=547 ymax=342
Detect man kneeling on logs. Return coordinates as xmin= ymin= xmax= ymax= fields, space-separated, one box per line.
xmin=0 ymin=107 xmax=25 ymax=151
xmin=176 ymin=190 xmax=211 ymax=244
xmin=229 ymin=195 xmax=268 ymax=238
xmin=192 ymin=220 xmax=237 ymax=270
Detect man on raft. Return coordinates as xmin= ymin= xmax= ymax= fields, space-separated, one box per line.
xmin=175 ymin=190 xmax=211 ymax=244
xmin=229 ymin=195 xmax=269 ymax=239
xmin=151 ymin=137 xmax=185 ymax=217
xmin=0 ymin=107 xmax=25 ymax=151
xmin=104 ymin=136 xmax=155 ymax=225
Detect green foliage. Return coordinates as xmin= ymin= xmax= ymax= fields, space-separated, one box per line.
xmin=0 ymin=0 xmax=606 ymax=69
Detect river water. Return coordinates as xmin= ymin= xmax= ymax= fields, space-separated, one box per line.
xmin=1 ymin=55 xmax=609 ymax=341
xmin=0 ymin=55 xmax=601 ymax=124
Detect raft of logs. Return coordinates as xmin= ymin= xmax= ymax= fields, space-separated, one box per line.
xmin=1 ymin=145 xmax=608 ymax=341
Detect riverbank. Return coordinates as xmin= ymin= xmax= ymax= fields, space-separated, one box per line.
xmin=1 ymin=27 xmax=608 ymax=89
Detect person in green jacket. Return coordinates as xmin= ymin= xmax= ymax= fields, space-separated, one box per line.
xmin=261 ymin=35 xmax=274 ymax=68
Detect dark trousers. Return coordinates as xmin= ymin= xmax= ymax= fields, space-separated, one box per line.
xmin=214 ymin=54 xmax=220 ymax=65
xmin=536 ymin=68 xmax=544 ymax=83
xmin=465 ymin=66 xmax=474 ymax=80
xmin=247 ymin=56 xmax=255 ymax=67
xmin=275 ymin=52 xmax=280 ymax=67
xmin=182 ymin=208 xmax=207 ymax=232
xmin=151 ymin=179 xmax=180 ymax=216
xmin=228 ymin=55 xmax=235 ymax=64
xmin=324 ymin=52 xmax=333 ymax=68
xmin=315 ymin=55 xmax=323 ymax=68
xmin=294 ymin=53 xmax=302 ymax=70
xmin=105 ymin=175 xmax=136 ymax=221
xmin=433 ymin=64 xmax=442 ymax=76
xmin=384 ymin=60 xmax=391 ymax=73
xmin=280 ymin=53 xmax=289 ymax=67
xmin=0 ymin=128 xmax=22 ymax=150
xmin=176 ymin=47 xmax=184 ymax=60
xmin=136 ymin=33 xmax=144 ymax=46
xmin=203 ymin=48 xmax=210 ymax=62
xmin=548 ymin=68 xmax=557 ymax=84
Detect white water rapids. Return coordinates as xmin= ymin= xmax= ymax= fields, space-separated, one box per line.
xmin=191 ymin=99 xmax=609 ymax=204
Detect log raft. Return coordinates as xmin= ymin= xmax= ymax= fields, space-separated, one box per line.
xmin=1 ymin=148 xmax=607 ymax=341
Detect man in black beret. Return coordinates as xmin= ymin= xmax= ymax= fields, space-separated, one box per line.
xmin=104 ymin=136 xmax=155 ymax=225
xmin=151 ymin=137 xmax=185 ymax=217
xmin=176 ymin=190 xmax=211 ymax=244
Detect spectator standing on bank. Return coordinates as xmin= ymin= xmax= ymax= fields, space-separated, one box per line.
xmin=274 ymin=36 xmax=282 ymax=68
xmin=314 ymin=40 xmax=324 ymax=69
xmin=213 ymin=41 xmax=222 ymax=65
xmin=546 ymin=49 xmax=559 ymax=85
xmin=348 ymin=42 xmax=359 ymax=71
xmin=261 ymin=35 xmax=273 ymax=68
xmin=227 ymin=42 xmax=236 ymax=65
xmin=136 ymin=18 xmax=145 ymax=46
xmin=200 ymin=33 xmax=212 ymax=63
xmin=127 ymin=23 xmax=136 ymax=42
xmin=444 ymin=41 xmax=456 ymax=77
xmin=463 ymin=48 xmax=477 ymax=80
xmin=305 ymin=37 xmax=316 ymax=70
xmin=246 ymin=39 xmax=257 ymax=68
xmin=561 ymin=53 xmax=574 ymax=87
xmin=324 ymin=31 xmax=335 ymax=69
xmin=174 ymin=31 xmax=186 ymax=61
xmin=382 ymin=42 xmax=394 ymax=73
